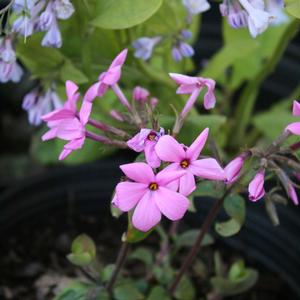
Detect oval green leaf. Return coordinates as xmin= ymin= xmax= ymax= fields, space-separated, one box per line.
xmin=92 ymin=0 xmax=163 ymax=29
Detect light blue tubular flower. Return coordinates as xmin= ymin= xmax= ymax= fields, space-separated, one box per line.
xmin=41 ymin=18 xmax=62 ymax=48
xmin=132 ymin=36 xmax=161 ymax=61
xmin=220 ymin=0 xmax=248 ymax=28
xmin=181 ymin=29 xmax=193 ymax=40
xmin=179 ymin=42 xmax=195 ymax=57
xmin=182 ymin=0 xmax=211 ymax=15
xmin=171 ymin=46 xmax=183 ymax=62
xmin=266 ymin=0 xmax=289 ymax=25
xmin=0 ymin=37 xmax=23 ymax=83
xmin=52 ymin=0 xmax=75 ymax=19
xmin=22 ymin=88 xmax=62 ymax=126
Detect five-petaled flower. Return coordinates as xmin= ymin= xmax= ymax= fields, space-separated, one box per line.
xmin=114 ymin=162 xmax=190 ymax=232
xmin=169 ymin=73 xmax=216 ymax=117
xmin=155 ymin=128 xmax=225 ymax=196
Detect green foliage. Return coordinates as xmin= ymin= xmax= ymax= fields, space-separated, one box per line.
xmin=175 ymin=229 xmax=214 ymax=248
xmin=174 ymin=276 xmax=196 ymax=300
xmin=285 ymin=0 xmax=300 ymax=18
xmin=129 ymin=247 xmax=154 ymax=266
xmin=146 ymin=286 xmax=171 ymax=300
xmin=193 ymin=181 xmax=225 ymax=198
xmin=211 ymin=260 xmax=259 ymax=297
xmin=92 ymin=0 xmax=163 ymax=29
xmin=113 ymin=280 xmax=144 ymax=300
xmin=67 ymin=234 xmax=96 ymax=267
xmin=215 ymin=194 xmax=246 ymax=237
xmin=125 ymin=217 xmax=154 ymax=243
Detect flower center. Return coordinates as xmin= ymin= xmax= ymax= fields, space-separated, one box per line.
xmin=180 ymin=159 xmax=190 ymax=169
xmin=147 ymin=132 xmax=157 ymax=141
xmin=149 ymin=182 xmax=158 ymax=191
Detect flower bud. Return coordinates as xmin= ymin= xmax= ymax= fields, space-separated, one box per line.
xmin=132 ymin=86 xmax=150 ymax=102
xmin=248 ymin=170 xmax=265 ymax=201
xmin=224 ymin=155 xmax=245 ymax=184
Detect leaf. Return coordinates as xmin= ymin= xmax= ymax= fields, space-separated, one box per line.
xmin=211 ymin=269 xmax=259 ymax=296
xmin=147 ymin=286 xmax=171 ymax=300
xmin=114 ymin=281 xmax=144 ymax=300
xmin=129 ymin=247 xmax=153 ymax=266
xmin=285 ymin=0 xmax=300 ymax=18
xmin=53 ymin=282 xmax=90 ymax=300
xmin=174 ymin=276 xmax=195 ymax=300
xmin=92 ymin=0 xmax=163 ymax=29
xmin=100 ymin=264 xmax=115 ymax=282
xmin=224 ymin=194 xmax=246 ymax=224
xmin=215 ymin=219 xmax=241 ymax=237
xmin=193 ymin=181 xmax=225 ymax=198
xmin=176 ymin=229 xmax=214 ymax=248
xmin=60 ymin=60 xmax=89 ymax=84
xmin=125 ymin=215 xmax=154 ymax=243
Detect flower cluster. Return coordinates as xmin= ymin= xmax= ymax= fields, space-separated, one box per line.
xmin=0 ymin=36 xmax=23 ymax=83
xmin=12 ymin=0 xmax=74 ymax=47
xmin=220 ymin=0 xmax=288 ymax=38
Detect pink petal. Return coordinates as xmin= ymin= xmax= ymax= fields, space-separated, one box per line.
xmin=186 ymin=128 xmax=209 ymax=161
xmin=56 ymin=118 xmax=84 ymax=140
xmin=293 ymin=100 xmax=300 ymax=117
xmin=115 ymin=182 xmax=147 ymax=211
xmin=285 ymin=122 xmax=300 ymax=136
xmin=64 ymin=137 xmax=85 ymax=150
xmin=179 ymin=172 xmax=196 ymax=196
xmin=110 ymin=49 xmax=128 ymax=68
xmin=132 ymin=191 xmax=161 ymax=232
xmin=176 ymin=84 xmax=198 ymax=94
xmin=190 ymin=158 xmax=225 ymax=180
xmin=203 ymin=79 xmax=216 ymax=109
xmin=288 ymin=184 xmax=299 ymax=205
xmin=156 ymin=168 xmax=186 ymax=186
xmin=154 ymin=187 xmax=189 ymax=221
xmin=248 ymin=170 xmax=265 ymax=202
xmin=79 ymin=101 xmax=92 ymax=125
xmin=42 ymin=127 xmax=58 ymax=141
xmin=169 ymin=73 xmax=198 ymax=85
xmin=66 ymin=80 xmax=79 ymax=100
xmin=120 ymin=162 xmax=155 ymax=184
xmin=59 ymin=148 xmax=72 ymax=160
xmin=83 ymin=82 xmax=100 ymax=103
xmin=127 ymin=129 xmax=150 ymax=152
xmin=65 ymin=92 xmax=80 ymax=112
xmin=144 ymin=142 xmax=161 ymax=168
xmin=103 ymin=65 xmax=121 ymax=85
xmin=155 ymin=135 xmax=185 ymax=163
xmin=41 ymin=108 xmax=75 ymax=122
xmin=98 ymin=82 xmax=109 ymax=96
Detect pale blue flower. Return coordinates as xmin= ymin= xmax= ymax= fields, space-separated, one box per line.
xmin=183 ymin=0 xmax=210 ymax=15
xmin=132 ymin=36 xmax=161 ymax=60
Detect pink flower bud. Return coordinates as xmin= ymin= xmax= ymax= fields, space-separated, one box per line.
xmin=248 ymin=170 xmax=265 ymax=201
xmin=132 ymin=86 xmax=150 ymax=102
xmin=288 ymin=183 xmax=299 ymax=205
xmin=110 ymin=110 xmax=124 ymax=122
xmin=224 ymin=156 xmax=244 ymax=184
xmin=150 ymin=97 xmax=158 ymax=109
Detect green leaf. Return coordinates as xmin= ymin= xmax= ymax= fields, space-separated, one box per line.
xmin=176 ymin=229 xmax=214 ymax=248
xmin=125 ymin=215 xmax=154 ymax=243
xmin=193 ymin=181 xmax=225 ymax=198
xmin=60 ymin=60 xmax=89 ymax=84
xmin=174 ymin=276 xmax=195 ymax=300
xmin=285 ymin=0 xmax=300 ymax=18
xmin=215 ymin=219 xmax=241 ymax=237
xmin=211 ymin=268 xmax=258 ymax=296
xmin=147 ymin=286 xmax=171 ymax=300
xmin=129 ymin=247 xmax=153 ymax=266
xmin=228 ymin=260 xmax=246 ymax=280
xmin=114 ymin=281 xmax=144 ymax=300
xmin=53 ymin=282 xmax=90 ymax=300
xmin=92 ymin=0 xmax=163 ymax=29
xmin=100 ymin=264 xmax=115 ymax=282
xmin=67 ymin=234 xmax=96 ymax=267
xmin=224 ymin=194 xmax=246 ymax=224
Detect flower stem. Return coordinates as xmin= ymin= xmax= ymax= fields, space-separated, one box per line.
xmin=106 ymin=242 xmax=130 ymax=295
xmin=86 ymin=131 xmax=128 ymax=148
xmin=168 ymin=190 xmax=230 ymax=296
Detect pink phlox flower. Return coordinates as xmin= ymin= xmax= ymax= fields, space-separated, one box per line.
xmin=132 ymin=86 xmax=150 ymax=102
xmin=41 ymin=80 xmax=89 ymax=160
xmin=169 ymin=73 xmax=216 ymax=111
xmin=248 ymin=169 xmax=265 ymax=201
xmin=285 ymin=100 xmax=300 ymax=136
xmin=155 ymin=128 xmax=225 ymax=196
xmin=114 ymin=162 xmax=189 ymax=232
xmin=127 ymin=128 xmax=165 ymax=168
xmin=80 ymin=49 xmax=128 ymax=120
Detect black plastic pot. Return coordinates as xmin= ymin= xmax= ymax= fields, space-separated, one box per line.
xmin=0 ymin=158 xmax=300 ymax=299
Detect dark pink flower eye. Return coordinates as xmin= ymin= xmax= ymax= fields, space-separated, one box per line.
xmin=180 ymin=159 xmax=190 ymax=169
xmin=148 ymin=182 xmax=158 ymax=190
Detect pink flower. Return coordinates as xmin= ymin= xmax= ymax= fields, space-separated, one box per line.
xmin=248 ymin=170 xmax=265 ymax=201
xmin=41 ymin=80 xmax=90 ymax=160
xmin=285 ymin=100 xmax=300 ymax=135
xmin=127 ymin=128 xmax=164 ymax=168
xmin=155 ymin=128 xmax=225 ymax=196
xmin=224 ymin=155 xmax=245 ymax=184
xmin=132 ymin=86 xmax=150 ymax=102
xmin=114 ymin=162 xmax=189 ymax=231
xmin=81 ymin=49 xmax=129 ymax=118
xmin=288 ymin=183 xmax=299 ymax=205
xmin=169 ymin=73 xmax=216 ymax=117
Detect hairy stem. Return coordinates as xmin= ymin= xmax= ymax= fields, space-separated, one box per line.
xmin=106 ymin=242 xmax=130 ymax=295
xmin=168 ymin=190 xmax=230 ymax=296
